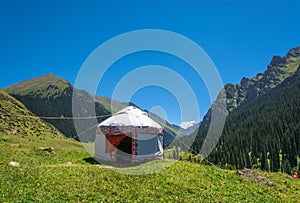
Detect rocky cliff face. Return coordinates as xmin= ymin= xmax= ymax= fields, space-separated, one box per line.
xmin=225 ymin=46 xmax=300 ymax=113
xmin=192 ymin=46 xmax=300 ymax=170
xmin=200 ymin=46 xmax=300 ymax=128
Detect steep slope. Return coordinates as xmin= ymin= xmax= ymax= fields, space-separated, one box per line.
xmin=4 ymin=74 xmax=110 ymax=141
xmin=200 ymin=47 xmax=300 ymax=127
xmin=225 ymin=46 xmax=300 ymax=113
xmin=1 ymin=92 xmax=299 ymax=201
xmin=4 ymin=74 xmax=178 ymax=143
xmin=205 ymin=65 xmax=300 ymax=173
xmin=0 ymin=90 xmax=62 ymax=137
xmin=192 ymin=47 xmax=300 ymax=173
xmin=95 ymin=96 xmax=128 ymax=113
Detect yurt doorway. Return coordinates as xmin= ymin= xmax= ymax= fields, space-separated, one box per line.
xmin=117 ymin=135 xmax=132 ymax=154
xmin=116 ymin=135 xmax=132 ymax=162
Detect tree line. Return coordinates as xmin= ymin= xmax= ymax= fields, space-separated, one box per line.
xmin=191 ymin=72 xmax=300 ymax=174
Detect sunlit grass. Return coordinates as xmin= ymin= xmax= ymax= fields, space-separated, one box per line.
xmin=1 ymin=132 xmax=300 ymax=202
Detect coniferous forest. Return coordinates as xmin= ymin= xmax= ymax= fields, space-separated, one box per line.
xmin=192 ymin=66 xmax=300 ymax=174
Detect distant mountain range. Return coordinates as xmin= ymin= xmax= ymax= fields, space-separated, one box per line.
xmin=192 ymin=46 xmax=300 ymax=174
xmin=3 ymin=74 xmax=178 ymax=144
xmin=180 ymin=121 xmax=197 ymax=129
xmin=172 ymin=121 xmax=200 ymax=136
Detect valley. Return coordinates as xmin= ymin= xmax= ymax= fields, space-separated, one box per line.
xmin=1 ymin=47 xmax=300 ymax=202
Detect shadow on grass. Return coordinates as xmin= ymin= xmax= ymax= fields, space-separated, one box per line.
xmin=83 ymin=157 xmax=98 ymax=165
xmin=83 ymin=156 xmax=146 ymax=168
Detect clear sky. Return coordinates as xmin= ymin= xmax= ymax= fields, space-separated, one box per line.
xmin=1 ymin=0 xmax=300 ymax=125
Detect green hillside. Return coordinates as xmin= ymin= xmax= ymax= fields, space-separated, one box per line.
xmin=3 ymin=74 xmax=70 ymax=97
xmin=0 ymin=90 xmax=62 ymax=137
xmin=1 ymin=130 xmax=300 ymax=202
xmin=192 ymin=50 xmax=300 ymax=174
xmin=208 ymin=66 xmax=300 ymax=172
xmin=95 ymin=95 xmax=128 ymax=113
xmin=4 ymin=74 xmax=111 ymax=140
xmin=3 ymin=74 xmax=178 ymax=144
xmin=1 ymin=88 xmax=300 ymax=202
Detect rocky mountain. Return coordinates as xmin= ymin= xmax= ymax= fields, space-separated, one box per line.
xmin=3 ymin=74 xmax=177 ymax=143
xmin=180 ymin=121 xmax=197 ymax=129
xmin=200 ymin=46 xmax=300 ymax=127
xmin=180 ymin=123 xmax=200 ymax=136
xmin=172 ymin=121 xmax=200 ymax=136
xmin=225 ymin=46 xmax=300 ymax=113
xmin=192 ymin=46 xmax=300 ymax=173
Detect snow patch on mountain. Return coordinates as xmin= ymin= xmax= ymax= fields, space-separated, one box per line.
xmin=180 ymin=121 xmax=197 ymax=129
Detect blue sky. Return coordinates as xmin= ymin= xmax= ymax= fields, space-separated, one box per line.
xmin=1 ymin=0 xmax=300 ymax=125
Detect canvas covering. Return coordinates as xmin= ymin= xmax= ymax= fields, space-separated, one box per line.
xmin=94 ymin=106 xmax=163 ymax=162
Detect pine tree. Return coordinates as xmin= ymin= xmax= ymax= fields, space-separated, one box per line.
xmin=288 ymin=136 xmax=298 ymax=167
xmin=190 ymin=70 xmax=300 ymax=172
xmin=282 ymin=159 xmax=292 ymax=175
xmin=260 ymin=149 xmax=269 ymax=171
xmin=245 ymin=152 xmax=252 ymax=169
xmin=269 ymin=143 xmax=280 ymax=172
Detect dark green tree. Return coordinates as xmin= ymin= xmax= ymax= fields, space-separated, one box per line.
xmin=260 ymin=149 xmax=269 ymax=171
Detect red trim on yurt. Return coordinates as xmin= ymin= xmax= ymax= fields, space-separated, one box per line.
xmin=97 ymin=126 xmax=162 ymax=135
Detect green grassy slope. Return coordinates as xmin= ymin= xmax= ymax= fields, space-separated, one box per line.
xmin=0 ymin=90 xmax=62 ymax=137
xmin=3 ymin=74 xmax=70 ymax=97
xmin=3 ymin=74 xmax=110 ymax=140
xmin=1 ymin=131 xmax=300 ymax=202
xmin=1 ymin=92 xmax=299 ymax=202
xmin=3 ymin=74 xmax=178 ymax=143
xmin=95 ymin=95 xmax=128 ymax=113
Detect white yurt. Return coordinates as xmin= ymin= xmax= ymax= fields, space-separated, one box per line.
xmin=95 ymin=106 xmax=163 ymax=163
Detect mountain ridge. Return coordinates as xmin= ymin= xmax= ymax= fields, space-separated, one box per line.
xmin=225 ymin=46 xmax=300 ymax=113
xmin=192 ymin=46 xmax=300 ymax=174
xmin=3 ymin=74 xmax=178 ymax=143
xmin=200 ymin=46 xmax=300 ymax=128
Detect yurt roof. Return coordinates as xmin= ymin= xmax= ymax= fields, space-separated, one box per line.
xmin=98 ymin=106 xmax=162 ymax=129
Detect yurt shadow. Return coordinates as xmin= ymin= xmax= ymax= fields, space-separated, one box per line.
xmin=83 ymin=157 xmax=98 ymax=164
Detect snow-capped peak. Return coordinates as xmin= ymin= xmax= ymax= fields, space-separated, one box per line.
xmin=180 ymin=121 xmax=197 ymax=129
